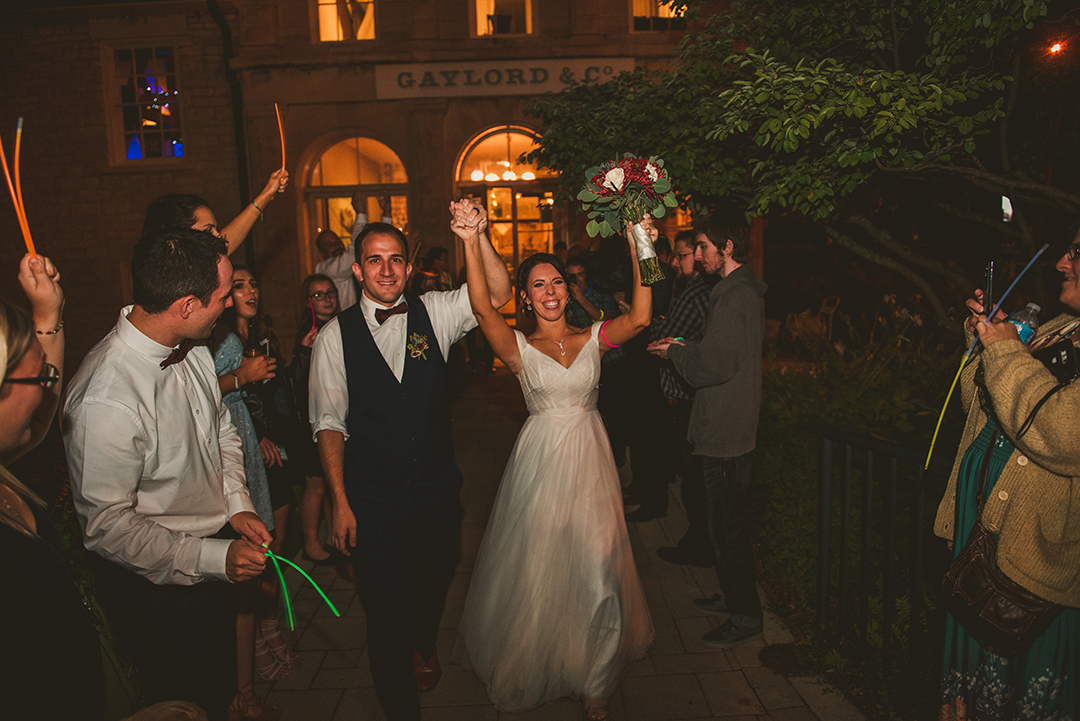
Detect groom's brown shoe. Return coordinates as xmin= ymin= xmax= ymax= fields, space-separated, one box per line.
xmin=413 ymin=650 xmax=441 ymax=693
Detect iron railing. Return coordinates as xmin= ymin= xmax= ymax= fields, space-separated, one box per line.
xmin=817 ymin=430 xmax=952 ymax=667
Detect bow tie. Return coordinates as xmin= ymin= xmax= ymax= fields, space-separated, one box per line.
xmin=160 ymin=339 xmax=195 ymax=369
xmin=375 ymin=303 xmax=407 ymax=325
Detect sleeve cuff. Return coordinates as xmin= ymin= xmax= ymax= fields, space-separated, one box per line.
xmin=196 ymin=537 xmax=234 ymax=582
xmin=312 ymin=417 xmax=349 ymax=442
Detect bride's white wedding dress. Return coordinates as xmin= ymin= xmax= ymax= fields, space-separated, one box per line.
xmin=454 ymin=323 xmax=654 ymax=711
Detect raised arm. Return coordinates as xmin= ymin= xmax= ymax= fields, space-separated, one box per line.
xmin=597 ymin=219 xmax=654 ymax=351
xmin=462 ymin=199 xmax=513 ymax=309
xmin=8 ymin=254 xmax=64 ymax=461
xmin=450 ymin=201 xmax=521 ymax=373
xmin=222 ymin=168 xmax=289 ymax=256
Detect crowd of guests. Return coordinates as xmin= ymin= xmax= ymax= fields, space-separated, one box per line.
xmin=1 ymin=170 xmax=1076 ymax=721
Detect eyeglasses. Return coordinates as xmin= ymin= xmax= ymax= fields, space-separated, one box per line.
xmin=3 ymin=362 xmax=60 ymax=389
xmin=309 ymin=290 xmax=338 ymax=300
xmin=1068 ymin=243 xmax=1080 ymax=261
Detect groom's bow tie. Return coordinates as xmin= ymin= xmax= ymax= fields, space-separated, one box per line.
xmin=160 ymin=339 xmax=195 ymax=369
xmin=375 ymin=302 xmax=407 ymax=325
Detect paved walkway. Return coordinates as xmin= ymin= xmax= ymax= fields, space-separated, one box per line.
xmin=258 ymin=366 xmax=865 ymax=721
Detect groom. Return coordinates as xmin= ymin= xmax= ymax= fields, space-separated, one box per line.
xmin=309 ymin=204 xmax=511 ymax=720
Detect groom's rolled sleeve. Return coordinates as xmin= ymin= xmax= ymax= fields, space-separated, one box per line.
xmin=310 ymin=317 xmax=349 ymax=440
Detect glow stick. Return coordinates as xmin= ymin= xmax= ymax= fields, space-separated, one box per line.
xmin=275 ymin=103 xmax=285 ymax=169
xmin=309 ymin=298 xmax=316 ymax=326
xmin=0 ymin=119 xmax=35 ymax=255
xmin=924 ymin=243 xmax=1050 ymax=468
xmin=265 ymin=546 xmax=296 ymax=631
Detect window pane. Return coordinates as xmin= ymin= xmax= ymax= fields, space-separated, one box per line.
xmin=318 ymin=0 xmax=374 ymax=41
xmin=488 ymin=187 xmax=513 ymax=220
xmin=457 ymin=126 xmax=554 ymax=183
xmin=310 ymin=137 xmax=407 ymax=186
xmin=476 ymin=0 xmax=531 ymax=36
xmin=327 ymin=197 xmax=356 ymax=244
xmin=488 ymin=222 xmax=514 ymax=266
xmin=115 ymin=46 xmax=181 ymax=162
xmin=518 ymin=222 xmax=550 ymax=259
xmin=143 ymin=133 xmax=162 ymax=158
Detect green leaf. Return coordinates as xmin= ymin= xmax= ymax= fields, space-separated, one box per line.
xmin=586 ymin=219 xmax=600 ymax=237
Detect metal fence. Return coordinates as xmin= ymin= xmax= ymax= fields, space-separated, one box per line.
xmin=816 ymin=430 xmax=952 ymax=667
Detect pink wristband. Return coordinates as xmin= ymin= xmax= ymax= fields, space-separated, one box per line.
xmin=600 ymin=320 xmax=622 ymax=348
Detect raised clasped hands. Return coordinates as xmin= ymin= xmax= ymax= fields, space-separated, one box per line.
xmin=449 ymin=198 xmax=487 ymax=242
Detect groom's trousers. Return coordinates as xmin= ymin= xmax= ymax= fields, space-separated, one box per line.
xmin=349 ymin=478 xmax=462 ymax=721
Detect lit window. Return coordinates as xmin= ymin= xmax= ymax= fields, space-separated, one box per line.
xmin=631 ymin=1 xmax=686 ymax=31
xmin=474 ymin=0 xmax=532 ymax=36
xmin=318 ymin=0 xmax=375 ymax=41
xmin=455 ymin=126 xmax=554 ymax=184
xmin=112 ymin=47 xmax=183 ymax=161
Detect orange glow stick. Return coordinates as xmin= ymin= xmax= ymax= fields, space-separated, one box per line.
xmin=275 ymin=103 xmax=285 ymax=169
xmin=0 ymin=118 xmax=35 ymax=256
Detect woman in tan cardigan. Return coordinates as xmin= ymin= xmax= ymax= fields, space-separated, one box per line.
xmin=937 ymin=243 xmax=1080 ymax=719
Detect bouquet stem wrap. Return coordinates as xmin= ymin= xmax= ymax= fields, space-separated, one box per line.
xmin=630 ymin=221 xmax=665 ymax=286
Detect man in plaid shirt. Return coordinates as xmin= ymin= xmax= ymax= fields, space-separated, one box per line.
xmin=650 ymin=231 xmax=715 ymax=567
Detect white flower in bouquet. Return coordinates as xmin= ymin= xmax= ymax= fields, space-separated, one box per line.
xmin=603 ymin=167 xmax=624 ymax=192
xmin=647 ymin=164 xmax=659 ymax=182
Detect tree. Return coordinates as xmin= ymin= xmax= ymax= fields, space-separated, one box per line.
xmin=527 ymin=0 xmax=1080 ymax=327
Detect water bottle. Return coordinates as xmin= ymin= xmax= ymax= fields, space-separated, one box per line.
xmin=1006 ymin=302 xmax=1041 ymax=344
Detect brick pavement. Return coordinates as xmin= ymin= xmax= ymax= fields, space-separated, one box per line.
xmin=258 ymin=367 xmax=865 ymax=721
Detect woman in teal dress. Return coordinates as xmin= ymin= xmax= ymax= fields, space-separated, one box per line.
xmin=937 ymin=243 xmax=1080 ymax=720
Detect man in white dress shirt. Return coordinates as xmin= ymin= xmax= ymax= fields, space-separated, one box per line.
xmin=309 ymin=203 xmax=510 ymax=720
xmin=64 ymin=228 xmax=272 ymax=720
xmin=315 ymin=191 xmax=394 ymax=309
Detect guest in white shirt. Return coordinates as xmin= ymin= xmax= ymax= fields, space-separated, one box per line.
xmin=63 ymin=228 xmax=272 ymax=721
xmin=315 ymin=190 xmax=394 ymax=310
xmin=309 ymin=202 xmax=510 ymax=720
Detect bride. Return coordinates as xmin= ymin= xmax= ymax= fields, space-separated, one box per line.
xmin=450 ymin=205 xmax=655 ymax=720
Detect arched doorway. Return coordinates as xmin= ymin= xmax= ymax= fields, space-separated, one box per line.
xmin=306 ymin=135 xmax=409 ymax=247
xmin=454 ymin=126 xmax=563 ymax=287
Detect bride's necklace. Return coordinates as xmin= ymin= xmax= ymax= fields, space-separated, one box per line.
xmin=538 ymin=333 xmax=569 ymax=356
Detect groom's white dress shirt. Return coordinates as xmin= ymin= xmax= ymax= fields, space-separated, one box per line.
xmin=308 ymin=288 xmax=476 ymax=441
xmin=63 ymin=306 xmax=255 ymax=586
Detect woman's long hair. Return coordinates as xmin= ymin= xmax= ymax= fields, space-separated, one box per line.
xmin=210 ymin=266 xmax=283 ymax=362
xmin=0 ymin=297 xmax=46 ymax=536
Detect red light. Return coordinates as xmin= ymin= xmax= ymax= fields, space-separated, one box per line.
xmin=1050 ymin=42 xmax=1063 ymax=53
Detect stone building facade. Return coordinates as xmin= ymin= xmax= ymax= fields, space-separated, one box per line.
xmin=1 ymin=0 xmax=700 ymax=360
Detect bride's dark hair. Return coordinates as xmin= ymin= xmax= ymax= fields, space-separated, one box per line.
xmin=516 ymin=253 xmax=568 ymax=320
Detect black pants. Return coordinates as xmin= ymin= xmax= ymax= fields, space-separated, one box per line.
xmin=673 ymin=399 xmax=709 ymax=554
xmin=92 ymin=556 xmax=236 ymax=721
xmin=701 ymin=452 xmax=762 ymax=620
xmin=349 ymin=481 xmax=461 ymax=721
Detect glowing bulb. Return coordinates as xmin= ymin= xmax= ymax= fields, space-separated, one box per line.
xmin=522 ymin=172 xmax=536 ymax=180
xmin=485 ymin=173 xmax=499 ymax=182
xmin=503 ymin=171 xmax=516 ymax=181
xmin=470 ymin=170 xmax=484 ymax=181
xmin=1051 ymin=42 xmax=1063 ymax=53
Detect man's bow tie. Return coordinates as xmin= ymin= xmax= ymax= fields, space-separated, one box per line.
xmin=160 ymin=339 xmax=195 ymax=369
xmin=375 ymin=303 xmax=408 ymax=325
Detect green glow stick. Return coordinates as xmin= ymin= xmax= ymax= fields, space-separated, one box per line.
xmin=264 ymin=545 xmax=295 ymax=631
xmin=263 ymin=549 xmax=342 ymax=620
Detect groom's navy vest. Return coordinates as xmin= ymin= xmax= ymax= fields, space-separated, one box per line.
xmin=338 ymin=296 xmax=461 ymax=493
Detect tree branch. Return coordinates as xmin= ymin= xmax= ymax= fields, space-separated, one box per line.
xmin=916 ymin=165 xmax=1080 ymax=209
xmin=846 ymin=214 xmax=975 ymax=293
xmin=929 ymin=201 xmax=1024 ymax=239
xmin=826 ymin=224 xmax=955 ymax=330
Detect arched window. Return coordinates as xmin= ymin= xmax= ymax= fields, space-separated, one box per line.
xmin=307 ymin=136 xmax=408 ymax=245
xmin=455 ymin=127 xmax=562 ymax=286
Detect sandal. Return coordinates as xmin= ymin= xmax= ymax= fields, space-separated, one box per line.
xmin=254 ymin=636 xmax=293 ymax=682
xmin=584 ymin=698 xmax=610 ymax=721
xmin=229 ymin=683 xmax=282 ymax=721
xmin=259 ymin=618 xmax=301 ymax=665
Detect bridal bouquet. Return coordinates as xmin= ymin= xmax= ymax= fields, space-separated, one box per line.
xmin=577 ymin=154 xmax=678 ymax=285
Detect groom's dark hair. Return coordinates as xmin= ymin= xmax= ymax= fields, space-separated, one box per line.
xmin=516 ymin=252 xmax=568 ymax=321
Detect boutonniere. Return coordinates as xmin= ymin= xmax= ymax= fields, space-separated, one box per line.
xmin=407 ymin=332 xmax=429 ymax=360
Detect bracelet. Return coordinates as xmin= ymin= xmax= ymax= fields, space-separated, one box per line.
xmin=231 ymin=372 xmax=241 ymax=391
xmin=36 ymin=321 xmax=63 ymax=335
xmin=251 ymin=200 xmax=264 ymax=218
xmin=600 ymin=319 xmax=622 ymax=348
xmin=597 ymin=309 xmax=605 ymax=321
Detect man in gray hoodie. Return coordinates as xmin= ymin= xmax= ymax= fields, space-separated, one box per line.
xmin=648 ymin=219 xmax=767 ymax=648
